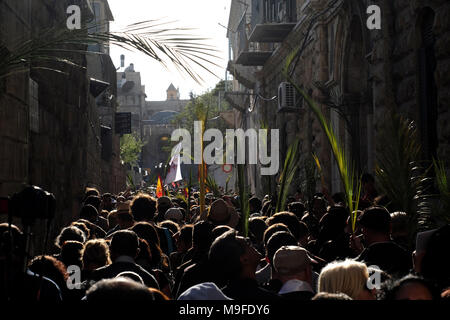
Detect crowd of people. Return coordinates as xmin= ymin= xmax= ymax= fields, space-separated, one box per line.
xmin=0 ymin=177 xmax=449 ymax=302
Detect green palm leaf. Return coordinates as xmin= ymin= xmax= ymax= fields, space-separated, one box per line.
xmin=276 ymin=138 xmax=300 ymax=213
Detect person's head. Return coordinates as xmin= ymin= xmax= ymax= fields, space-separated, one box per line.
xmin=84 ymin=195 xmax=101 ymax=212
xmin=156 ymin=196 xmax=173 ymax=218
xmin=178 ymin=282 xmax=232 ymax=300
xmin=266 ymin=231 xmax=298 ymax=267
xmin=249 ymin=197 xmax=262 ymax=214
xmin=208 ymin=230 xmax=262 ymax=282
xmin=164 ymin=208 xmax=184 ymax=225
xmin=107 ymin=210 xmax=119 ymax=230
xmin=262 ymin=223 xmax=290 ymax=248
xmin=82 ymin=239 xmax=111 ymax=271
xmin=212 ymin=225 xmax=233 ymax=240
xmin=273 ymin=245 xmax=313 ymax=285
xmin=359 ymin=206 xmax=391 ymax=245
xmin=60 ymin=240 xmax=84 ymax=268
xmin=318 ymin=206 xmax=348 ymax=242
xmin=0 ymin=224 xmax=25 ymax=269
xmin=175 ymin=224 xmax=193 ymax=253
xmin=382 ymin=274 xmax=438 ymax=300
xmin=79 ymin=204 xmax=99 ymax=224
xmin=85 ymin=277 xmax=155 ymax=301
xmin=84 ymin=187 xmax=100 ymax=199
xmin=318 ymin=259 xmax=376 ymax=300
xmin=287 ymin=202 xmax=306 ymax=220
xmin=28 ymin=255 xmax=68 ymax=287
xmin=267 ymin=212 xmax=307 ymax=244
xmin=159 ymin=219 xmax=180 ymax=235
xmin=116 ymin=202 xmax=134 ymax=229
xmin=130 ymin=193 xmax=157 ymax=222
xmin=311 ymin=195 xmax=327 ymax=219
xmin=109 ymin=230 xmax=140 ymax=261
xmin=248 ymin=217 xmax=268 ymax=249
xmin=312 ymin=292 xmax=353 ymax=300
xmin=390 ymin=211 xmax=409 ymax=247
xmin=70 ymin=222 xmax=90 ymax=240
xmin=192 ymin=220 xmax=215 ymax=253
xmin=54 ymin=226 xmax=86 ymax=250
xmin=207 ymin=199 xmax=240 ymax=229
xmin=101 ymin=193 xmax=115 ymax=212
xmin=116 ymin=271 xmax=144 ymax=285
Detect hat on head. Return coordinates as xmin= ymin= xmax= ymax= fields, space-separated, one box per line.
xmin=207 ymin=199 xmax=240 ymax=228
xmin=165 ymin=207 xmax=183 ymax=223
xmin=273 ymin=245 xmax=315 ymax=275
xmin=178 ymin=282 xmax=232 ymax=300
xmin=116 ymin=201 xmax=130 ymax=214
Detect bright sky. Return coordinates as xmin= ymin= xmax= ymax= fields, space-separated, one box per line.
xmin=108 ymin=0 xmax=231 ymax=101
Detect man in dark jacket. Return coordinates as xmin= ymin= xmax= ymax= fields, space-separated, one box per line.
xmin=90 ymin=230 xmax=159 ymax=289
xmin=208 ymin=230 xmax=280 ymax=300
xmin=354 ymin=206 xmax=412 ymax=276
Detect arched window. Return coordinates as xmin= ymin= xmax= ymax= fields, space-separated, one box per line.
xmin=418 ymin=8 xmax=438 ymax=159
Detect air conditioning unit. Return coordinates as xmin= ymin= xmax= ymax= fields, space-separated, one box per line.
xmin=278 ymin=82 xmax=297 ymax=112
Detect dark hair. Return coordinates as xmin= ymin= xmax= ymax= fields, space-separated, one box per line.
xmin=208 ymin=230 xmax=245 ymax=281
xmin=55 ymin=226 xmax=86 ymax=249
xmin=359 ymin=206 xmax=391 ymax=234
xmin=248 ymin=217 xmax=268 ymax=245
xmin=249 ymin=197 xmax=262 ymax=213
xmin=60 ymin=240 xmax=84 ymax=268
xmin=79 ymin=204 xmax=99 ymax=223
xmin=267 ymin=212 xmax=304 ymax=242
xmin=130 ymin=222 xmax=166 ymax=269
xmin=159 ymin=220 xmax=180 ymax=235
xmin=382 ymin=274 xmax=439 ymax=300
xmin=86 ymin=278 xmax=155 ymax=301
xmin=84 ymin=195 xmax=101 ymax=211
xmin=130 ymin=194 xmax=157 ymax=221
xmin=287 ymin=202 xmax=306 ymax=220
xmin=361 ymin=173 xmax=375 ymax=184
xmin=263 ymin=223 xmax=290 ymax=247
xmin=178 ymin=224 xmax=193 ymax=247
xmin=0 ymin=224 xmax=25 ymax=257
xmin=28 ymin=255 xmax=68 ymax=290
xmin=192 ymin=220 xmax=214 ymax=252
xmin=266 ymin=231 xmax=297 ymax=265
xmin=110 ymin=230 xmax=139 ymax=257
xmin=211 ymin=225 xmax=233 ymax=240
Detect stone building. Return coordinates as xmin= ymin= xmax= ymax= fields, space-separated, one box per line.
xmin=226 ymin=0 xmax=450 ymax=197
xmin=0 ymin=0 xmax=125 ymax=242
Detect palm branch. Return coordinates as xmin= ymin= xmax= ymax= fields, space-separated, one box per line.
xmin=275 ymin=138 xmax=300 ymax=213
xmin=432 ymin=159 xmax=450 ymax=225
xmin=375 ymin=111 xmax=433 ymax=243
xmin=205 ymin=175 xmax=221 ymax=197
xmin=0 ymin=20 xmax=222 ymax=84
xmin=237 ymin=164 xmax=250 ymax=237
xmin=283 ymin=47 xmax=361 ymax=232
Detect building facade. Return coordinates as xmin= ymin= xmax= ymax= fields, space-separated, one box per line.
xmin=0 ymin=0 xmax=125 ymax=245
xmin=226 ymin=0 xmax=450 ymax=198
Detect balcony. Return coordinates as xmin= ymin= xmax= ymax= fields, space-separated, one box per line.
xmin=249 ymin=0 xmax=297 ymax=43
xmin=234 ymin=13 xmax=273 ymax=66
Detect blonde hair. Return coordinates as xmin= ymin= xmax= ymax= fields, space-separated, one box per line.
xmin=318 ymin=259 xmax=369 ymax=299
xmin=82 ymin=239 xmax=111 ymax=270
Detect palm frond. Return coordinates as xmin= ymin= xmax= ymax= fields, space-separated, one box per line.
xmin=237 ymin=164 xmax=250 ymax=237
xmin=276 ymin=138 xmax=300 ymax=213
xmin=0 ymin=20 xmax=222 ymax=84
xmin=283 ymin=47 xmax=361 ymax=231
xmin=206 ymin=175 xmax=221 ymax=197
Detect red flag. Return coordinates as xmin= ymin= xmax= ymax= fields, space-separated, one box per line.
xmin=156 ymin=176 xmax=164 ymax=198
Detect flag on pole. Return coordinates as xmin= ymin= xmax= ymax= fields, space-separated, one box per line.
xmin=156 ymin=175 xmax=164 ymax=198
xmin=165 ymin=142 xmax=183 ymax=186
